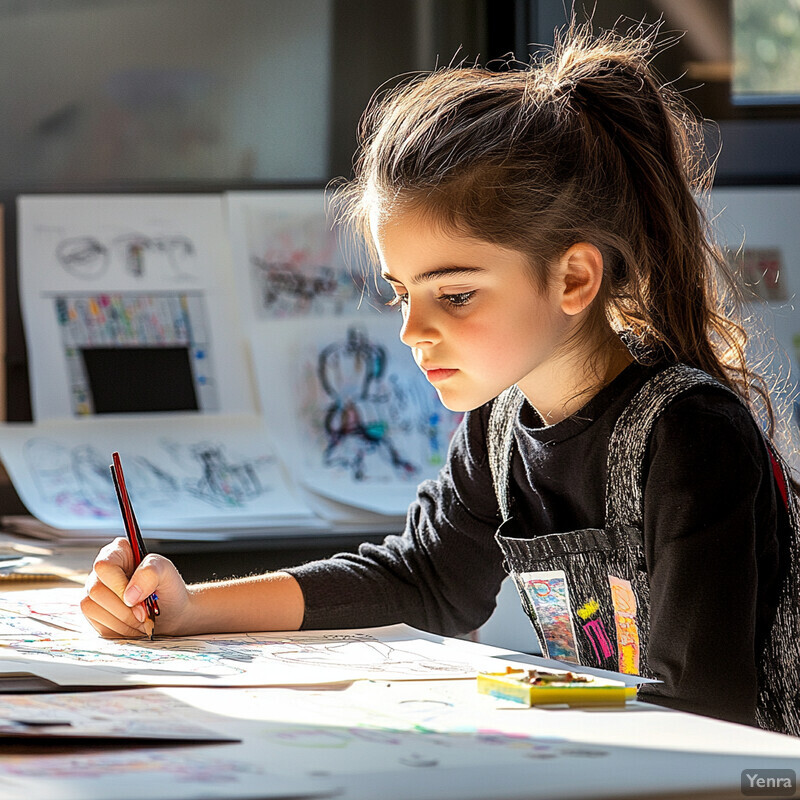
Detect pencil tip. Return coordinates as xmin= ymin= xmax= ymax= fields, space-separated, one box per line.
xmin=143 ymin=618 xmax=155 ymax=640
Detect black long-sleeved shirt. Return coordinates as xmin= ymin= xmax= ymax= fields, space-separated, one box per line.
xmin=287 ymin=361 xmax=787 ymax=726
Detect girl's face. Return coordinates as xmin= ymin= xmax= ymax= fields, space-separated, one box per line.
xmin=371 ymin=211 xmax=577 ymax=413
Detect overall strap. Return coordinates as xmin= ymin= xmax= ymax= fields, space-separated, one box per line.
xmin=487 ymin=385 xmax=525 ymax=522
xmin=604 ymin=364 xmax=736 ymax=529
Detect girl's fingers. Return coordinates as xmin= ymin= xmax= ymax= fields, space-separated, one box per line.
xmin=80 ymin=589 xmax=147 ymax=639
xmin=83 ymin=544 xmax=186 ymax=638
xmin=121 ymin=554 xmax=166 ymax=608
xmin=92 ymin=538 xmax=136 ymax=599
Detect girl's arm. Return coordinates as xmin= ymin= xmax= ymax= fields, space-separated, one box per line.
xmin=81 ymin=537 xmax=304 ymax=638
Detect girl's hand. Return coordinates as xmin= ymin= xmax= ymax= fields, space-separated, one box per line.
xmin=81 ymin=537 xmax=191 ymax=638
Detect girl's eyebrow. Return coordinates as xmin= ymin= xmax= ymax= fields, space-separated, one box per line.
xmin=381 ymin=265 xmax=485 ymax=284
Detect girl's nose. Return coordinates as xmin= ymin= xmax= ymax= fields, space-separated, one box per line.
xmin=399 ymin=300 xmax=439 ymax=348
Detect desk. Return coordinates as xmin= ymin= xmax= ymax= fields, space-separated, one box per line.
xmin=1 ymin=552 xmax=800 ymax=800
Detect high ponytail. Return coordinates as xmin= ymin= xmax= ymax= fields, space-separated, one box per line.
xmin=335 ymin=19 xmax=775 ymax=439
xmin=550 ymin=23 xmax=760 ymax=416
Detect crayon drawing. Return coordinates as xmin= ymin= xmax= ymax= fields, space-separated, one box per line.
xmin=227 ymin=190 xmax=390 ymax=319
xmin=298 ymin=325 xmax=462 ymax=483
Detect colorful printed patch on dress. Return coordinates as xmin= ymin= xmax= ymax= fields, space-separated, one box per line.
xmin=608 ymin=575 xmax=641 ymax=674
xmin=576 ymin=600 xmax=615 ymax=662
xmin=518 ymin=569 xmax=580 ymax=663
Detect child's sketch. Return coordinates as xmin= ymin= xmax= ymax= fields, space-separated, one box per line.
xmin=0 ymin=627 xmax=487 ymax=685
xmin=22 ymin=438 xmax=275 ymax=519
xmin=0 ymin=590 xmax=91 ymax=633
xmin=232 ymin=632 xmax=470 ymax=676
xmin=24 ymin=439 xmax=117 ymax=519
xmin=55 ymin=233 xmax=197 ymax=282
xmin=112 ymin=233 xmax=196 ymax=281
xmin=184 ymin=444 xmax=263 ymax=507
xmin=7 ymin=638 xmax=250 ymax=678
xmin=300 ymin=326 xmax=462 ymax=482
xmin=318 ymin=327 xmax=416 ymax=481
xmin=229 ymin=193 xmax=391 ymax=318
xmin=55 ymin=237 xmax=110 ymax=280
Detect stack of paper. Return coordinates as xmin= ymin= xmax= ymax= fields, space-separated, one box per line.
xmin=0 ymin=192 xmax=464 ymax=541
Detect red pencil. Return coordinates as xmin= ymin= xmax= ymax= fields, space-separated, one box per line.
xmin=109 ymin=451 xmax=159 ymax=639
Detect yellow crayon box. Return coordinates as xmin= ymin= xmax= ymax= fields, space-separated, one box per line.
xmin=477 ymin=666 xmax=637 ymax=707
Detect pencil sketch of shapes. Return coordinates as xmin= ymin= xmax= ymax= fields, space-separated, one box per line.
xmin=112 ymin=233 xmax=151 ymax=278
xmin=7 ymin=638 xmax=247 ymax=677
xmin=316 ymin=327 xmax=417 ymax=482
xmin=55 ymin=237 xmax=109 ymax=280
xmin=111 ymin=233 xmax=196 ymax=281
xmin=120 ymin=455 xmax=181 ymax=508
xmin=151 ymin=234 xmax=196 ymax=280
xmin=250 ymin=633 xmax=470 ymax=676
xmin=184 ymin=443 xmax=270 ymax=507
xmin=24 ymin=439 xmax=116 ymax=518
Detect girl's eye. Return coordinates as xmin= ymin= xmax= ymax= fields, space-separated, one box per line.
xmin=385 ymin=293 xmax=408 ymax=308
xmin=440 ymin=291 xmax=475 ymax=308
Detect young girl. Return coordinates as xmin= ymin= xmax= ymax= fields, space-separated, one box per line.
xmin=81 ymin=23 xmax=800 ymax=735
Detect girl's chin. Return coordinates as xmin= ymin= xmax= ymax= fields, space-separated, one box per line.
xmin=434 ymin=387 xmax=494 ymax=414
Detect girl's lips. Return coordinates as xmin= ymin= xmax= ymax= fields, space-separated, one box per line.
xmin=425 ymin=368 xmax=458 ymax=383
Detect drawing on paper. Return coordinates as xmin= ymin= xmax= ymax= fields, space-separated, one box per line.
xmin=238 ymin=199 xmax=391 ymax=317
xmin=0 ymin=630 xmax=479 ymax=682
xmin=55 ymin=237 xmax=110 ymax=280
xmin=0 ymin=593 xmax=89 ymax=633
xmin=55 ymin=233 xmax=197 ymax=281
xmin=232 ymin=632 xmax=471 ymax=675
xmin=301 ymin=326 xmax=462 ymax=482
xmin=318 ymin=327 xmax=415 ymax=480
xmin=51 ymin=291 xmax=219 ymax=415
xmin=22 ymin=438 xmax=276 ymax=518
xmin=262 ymin=722 xmax=610 ymax=763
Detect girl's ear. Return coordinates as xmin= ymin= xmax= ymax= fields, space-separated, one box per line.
xmin=557 ymin=242 xmax=604 ymax=316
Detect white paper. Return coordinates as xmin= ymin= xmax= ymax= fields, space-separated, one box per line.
xmin=0 ymin=622 xmax=531 ymax=689
xmin=0 ymin=688 xmax=238 ymax=741
xmin=0 ymin=414 xmax=314 ymax=531
xmin=149 ymin=682 xmax=800 ymax=800
xmin=18 ymin=194 xmax=255 ymax=420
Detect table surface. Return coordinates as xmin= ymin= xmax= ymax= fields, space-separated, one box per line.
xmin=1 ymin=535 xmax=799 ymax=800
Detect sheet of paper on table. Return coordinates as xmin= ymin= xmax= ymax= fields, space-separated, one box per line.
xmin=0 ymin=687 xmax=239 ymax=742
xmin=0 ymin=589 xmax=653 ymax=690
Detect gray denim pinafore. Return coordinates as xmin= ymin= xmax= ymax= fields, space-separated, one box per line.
xmin=488 ymin=364 xmax=800 ymax=735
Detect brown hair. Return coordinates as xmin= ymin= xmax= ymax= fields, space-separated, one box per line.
xmin=333 ymin=21 xmax=780 ymax=438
